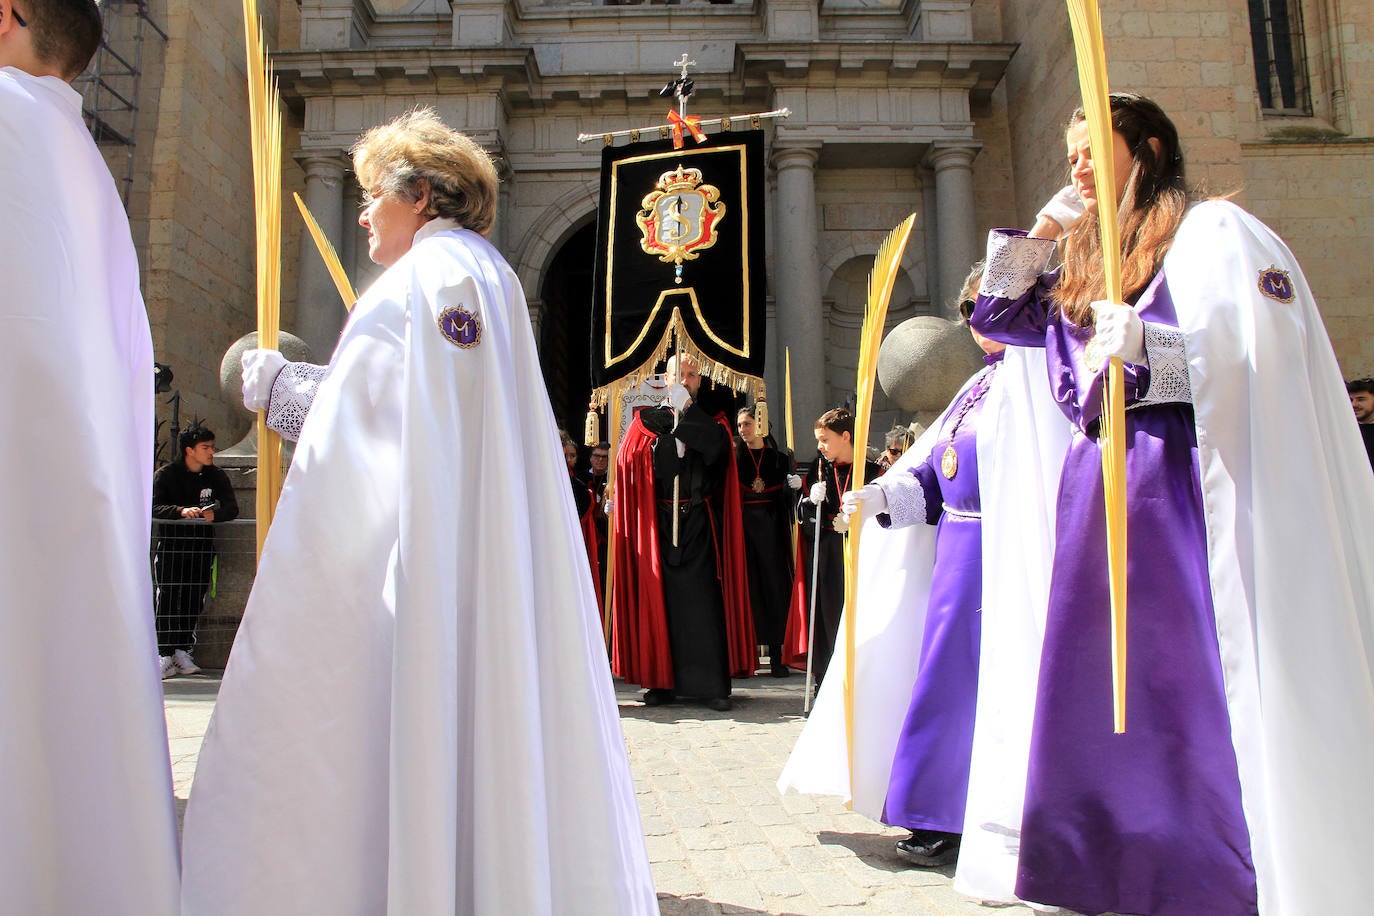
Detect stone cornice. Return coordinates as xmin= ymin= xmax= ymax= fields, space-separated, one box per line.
xmin=273 ymin=40 xmax=1015 ymax=106
xmin=737 ymin=41 xmax=1015 ymax=99
xmin=272 ymin=47 xmax=537 ymax=99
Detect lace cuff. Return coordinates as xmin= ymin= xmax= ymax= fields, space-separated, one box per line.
xmin=1135 ymin=322 xmax=1192 ymax=407
xmin=266 ymin=361 xmax=327 ymax=442
xmin=979 ymin=232 xmax=1056 ymax=301
xmin=875 ymin=472 xmax=929 ymax=530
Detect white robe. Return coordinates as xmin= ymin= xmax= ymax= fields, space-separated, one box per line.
xmin=180 ymin=223 xmax=657 ymax=914
xmin=1167 ymin=200 xmax=1374 ymax=914
xmin=962 ymin=200 xmax=1374 ymax=912
xmin=777 ymin=349 xmax=1068 ymax=835
xmin=0 ymin=68 xmax=180 ymax=914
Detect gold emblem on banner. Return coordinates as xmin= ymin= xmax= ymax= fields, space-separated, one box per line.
xmin=636 ymin=165 xmax=725 ymax=284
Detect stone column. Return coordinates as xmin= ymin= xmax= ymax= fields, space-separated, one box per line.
xmin=927 ymin=144 xmax=980 ymax=314
xmin=770 ymin=143 xmax=825 ymax=452
xmin=295 ymin=152 xmax=349 ymax=359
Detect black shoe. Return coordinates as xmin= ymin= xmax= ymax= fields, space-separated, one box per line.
xmin=895 ymin=831 xmax=961 ymax=867
xmin=704 ymin=696 xmax=732 ymax=712
xmin=642 ymin=688 xmax=675 ymax=707
xmin=770 ymin=662 xmax=792 ymax=678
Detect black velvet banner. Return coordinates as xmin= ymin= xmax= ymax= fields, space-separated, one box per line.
xmin=590 ymin=130 xmax=766 ymax=392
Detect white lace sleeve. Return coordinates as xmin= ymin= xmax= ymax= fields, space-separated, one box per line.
xmin=875 ymin=471 xmax=929 ymax=530
xmin=265 ymin=361 xmax=328 ymax=442
xmin=979 ymin=233 xmax=1057 ymax=301
xmin=1135 ymin=322 xmax=1192 ymax=407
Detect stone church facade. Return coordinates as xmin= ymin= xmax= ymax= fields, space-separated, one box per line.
xmin=106 ymin=0 xmax=1373 ymax=452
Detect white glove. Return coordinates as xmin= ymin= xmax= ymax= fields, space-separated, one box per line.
xmin=1089 ymin=300 xmax=1146 ymax=366
xmin=786 ymin=473 xmax=803 ymax=491
xmin=241 ymin=348 xmax=287 ymax=412
xmin=1037 ymin=185 xmax=1087 ymax=233
xmin=665 ymin=383 xmax=691 ymax=413
xmin=603 ymin=498 xmax=613 ymax=516
xmin=840 ymin=483 xmax=887 ymax=520
xmin=808 ymin=480 xmax=827 ymax=506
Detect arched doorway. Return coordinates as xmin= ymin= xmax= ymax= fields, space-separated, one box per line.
xmin=538 ymin=222 xmax=596 ymax=437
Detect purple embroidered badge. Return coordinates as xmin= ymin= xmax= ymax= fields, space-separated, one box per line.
xmin=1257 ymin=266 xmax=1295 ymax=303
xmin=438 ymin=307 xmax=481 ymax=349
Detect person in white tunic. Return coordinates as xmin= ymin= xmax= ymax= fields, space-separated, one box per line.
xmin=0 ymin=2 xmax=180 ymax=914
xmin=179 ymin=108 xmax=657 ymax=915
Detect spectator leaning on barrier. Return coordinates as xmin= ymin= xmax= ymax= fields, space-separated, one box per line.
xmin=1347 ymin=378 xmax=1374 ymax=471
xmin=151 ymin=423 xmax=238 ymax=678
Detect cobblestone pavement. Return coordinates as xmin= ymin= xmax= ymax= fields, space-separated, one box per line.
xmin=164 ymin=673 xmax=1037 ymax=915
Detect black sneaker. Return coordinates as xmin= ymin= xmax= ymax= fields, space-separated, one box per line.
xmin=895 ymin=830 xmax=961 ymax=867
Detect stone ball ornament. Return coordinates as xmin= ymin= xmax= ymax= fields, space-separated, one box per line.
xmin=877 ymin=315 xmax=984 ymax=419
xmin=217 ymin=331 xmax=312 ymax=459
xmin=220 ymin=330 xmax=312 ymax=406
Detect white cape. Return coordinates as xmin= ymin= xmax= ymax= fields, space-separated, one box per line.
xmin=0 ymin=69 xmax=179 ymax=914
xmin=777 ymin=349 xmax=1068 ymax=839
xmin=1167 ymin=200 xmax=1374 ymax=914
xmin=180 ymin=224 xmax=656 ymax=914
xmin=953 ymin=350 xmax=1070 ymax=908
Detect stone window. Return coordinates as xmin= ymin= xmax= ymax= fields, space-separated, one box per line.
xmin=1246 ymin=0 xmax=1312 ymax=115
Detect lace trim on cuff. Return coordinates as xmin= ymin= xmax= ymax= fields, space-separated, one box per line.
xmin=876 ymin=472 xmax=929 ymax=530
xmin=979 ymin=233 xmax=1056 ymax=301
xmin=1136 ymin=323 xmax=1192 ymax=407
xmin=266 ymin=361 xmax=327 ymax=442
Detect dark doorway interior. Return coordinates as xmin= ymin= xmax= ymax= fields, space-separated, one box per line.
xmin=539 ymin=222 xmax=596 ymax=437
xmin=537 ymin=219 xmax=745 ymax=445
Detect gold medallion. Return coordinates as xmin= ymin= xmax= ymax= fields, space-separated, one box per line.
xmin=941 ymin=444 xmax=959 ymax=479
xmin=752 ymin=477 xmax=765 ymax=494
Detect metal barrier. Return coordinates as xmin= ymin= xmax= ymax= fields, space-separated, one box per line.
xmin=150 ymin=518 xmax=256 ymax=669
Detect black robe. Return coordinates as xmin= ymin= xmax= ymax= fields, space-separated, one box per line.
xmin=733 ymin=438 xmax=795 ymax=653
xmin=796 ymin=456 xmax=881 ymax=684
xmin=640 ymin=403 xmax=733 ymax=700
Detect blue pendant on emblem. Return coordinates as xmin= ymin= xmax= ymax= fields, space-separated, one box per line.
xmin=438 ymin=307 xmax=481 ymax=348
xmin=1257 ymin=266 xmax=1295 ymax=303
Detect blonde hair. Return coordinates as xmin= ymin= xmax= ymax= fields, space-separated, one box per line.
xmin=351 ymin=107 xmax=499 ymax=237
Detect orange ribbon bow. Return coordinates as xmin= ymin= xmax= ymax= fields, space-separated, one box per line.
xmin=666 ymin=109 xmax=706 ymax=149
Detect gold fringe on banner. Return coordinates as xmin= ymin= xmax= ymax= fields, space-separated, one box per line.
xmin=588 ymin=307 xmax=766 ymax=410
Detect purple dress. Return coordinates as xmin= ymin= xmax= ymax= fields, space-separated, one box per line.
xmin=972 ymin=232 xmax=1258 ymax=916
xmin=880 ymin=353 xmax=1002 ymax=835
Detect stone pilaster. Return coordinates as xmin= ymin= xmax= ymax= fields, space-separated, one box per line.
xmin=927 ymin=144 xmax=980 ymax=314
xmin=295 ymin=152 xmax=350 ymax=358
xmin=771 ymin=143 xmax=825 ymax=447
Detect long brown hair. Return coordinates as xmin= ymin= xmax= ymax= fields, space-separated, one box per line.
xmin=1053 ymin=94 xmax=1190 ymax=326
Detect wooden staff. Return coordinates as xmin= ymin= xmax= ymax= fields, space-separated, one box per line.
xmin=243 ymin=0 xmax=284 ymax=560
xmin=602 ymin=379 xmax=625 ymax=649
xmin=842 ymin=214 xmax=916 ymax=793
xmin=785 ymin=348 xmax=798 ymax=559
xmin=1066 ymin=0 xmax=1129 ymax=734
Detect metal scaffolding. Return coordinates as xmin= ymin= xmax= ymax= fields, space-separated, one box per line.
xmin=74 ymin=0 xmax=168 ymax=206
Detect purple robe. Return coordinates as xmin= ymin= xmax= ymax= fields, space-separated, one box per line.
xmin=972 ymin=234 xmax=1258 ymax=916
xmin=881 ymin=353 xmax=1002 ymax=835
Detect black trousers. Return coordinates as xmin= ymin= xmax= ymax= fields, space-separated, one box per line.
xmin=153 ymin=540 xmax=213 ymax=654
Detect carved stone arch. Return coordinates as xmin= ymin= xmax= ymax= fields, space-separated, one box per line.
xmin=818 ymin=242 xmax=924 ymax=301
xmin=512 ymin=180 xmax=600 ymax=298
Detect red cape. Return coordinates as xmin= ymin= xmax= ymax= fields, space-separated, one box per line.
xmin=578 ymin=489 xmax=604 ymax=624
xmin=610 ymin=411 xmax=754 ymax=689
xmin=782 ymin=533 xmax=812 ymax=670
